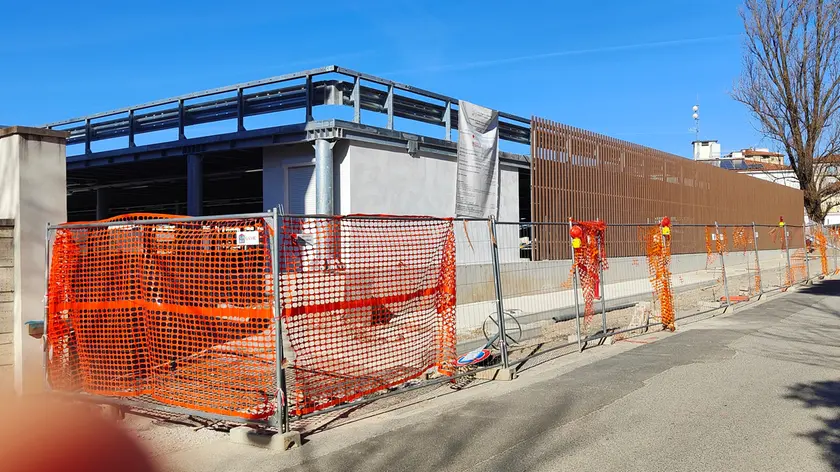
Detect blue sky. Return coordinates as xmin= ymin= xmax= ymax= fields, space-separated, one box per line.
xmin=0 ymin=0 xmax=771 ymax=158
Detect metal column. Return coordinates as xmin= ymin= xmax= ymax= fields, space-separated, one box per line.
xmin=314 ymin=139 xmax=334 ymax=215
xmin=187 ymin=154 xmax=204 ymax=217
xmin=95 ymin=188 xmax=110 ymax=220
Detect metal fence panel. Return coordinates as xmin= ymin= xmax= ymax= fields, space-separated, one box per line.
xmin=276 ymin=215 xmax=457 ymax=417
xmin=45 ymin=212 xmax=280 ymax=425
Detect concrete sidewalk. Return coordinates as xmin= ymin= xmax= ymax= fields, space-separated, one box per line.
xmin=150 ymin=279 xmax=840 ymax=472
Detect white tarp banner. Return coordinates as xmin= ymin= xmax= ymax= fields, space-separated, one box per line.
xmin=455 ymin=100 xmax=500 ymax=218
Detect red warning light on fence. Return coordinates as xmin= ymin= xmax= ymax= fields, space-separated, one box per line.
xmin=779 ymin=216 xmax=785 ymax=227
xmin=570 ymin=225 xmax=583 ymax=249
xmin=660 ymin=216 xmax=671 ymax=236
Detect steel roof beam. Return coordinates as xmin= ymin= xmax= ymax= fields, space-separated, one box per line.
xmin=58 ymin=80 xmax=530 ymax=149
xmin=44 ymin=65 xmax=532 ymax=154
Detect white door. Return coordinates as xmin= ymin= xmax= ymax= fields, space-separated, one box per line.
xmin=287 ymin=165 xmax=316 ymax=215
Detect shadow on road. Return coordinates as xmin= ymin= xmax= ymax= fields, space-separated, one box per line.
xmin=784 ymin=380 xmax=840 ymax=471
xmin=795 ymin=279 xmax=840 ymax=297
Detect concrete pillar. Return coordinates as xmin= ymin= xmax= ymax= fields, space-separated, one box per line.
xmin=314 ymin=139 xmax=334 ymax=215
xmin=0 ymin=126 xmax=68 ymax=395
xmin=187 ymin=154 xmax=203 ymax=216
xmin=95 ymin=188 xmax=110 ymax=220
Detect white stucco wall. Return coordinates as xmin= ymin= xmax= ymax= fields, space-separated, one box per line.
xmin=0 ymin=128 xmax=67 ymax=395
xmin=741 ymin=170 xmax=800 ymax=188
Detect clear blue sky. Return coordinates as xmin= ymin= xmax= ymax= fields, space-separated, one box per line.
xmin=0 ymin=0 xmax=771 ymax=158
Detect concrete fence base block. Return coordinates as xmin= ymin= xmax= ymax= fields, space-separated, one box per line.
xmin=229 ymin=426 xmax=301 ymax=451
xmin=474 ymin=367 xmax=517 ymax=381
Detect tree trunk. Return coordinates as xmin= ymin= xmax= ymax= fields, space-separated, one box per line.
xmin=804 ymin=185 xmax=826 ymax=223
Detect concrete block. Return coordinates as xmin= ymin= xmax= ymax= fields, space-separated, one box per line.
xmin=0 ymin=366 xmax=12 ymax=395
xmin=0 ymin=237 xmax=12 ymax=267
xmin=0 ymin=268 xmax=12 ymax=293
xmin=604 ymin=336 xmax=615 ymax=345
xmin=0 ymin=301 xmax=11 ymax=332
xmin=0 ymin=335 xmax=12 ymax=366
xmin=474 ymin=367 xmax=517 ymax=381
xmin=229 ymin=426 xmax=301 ymax=451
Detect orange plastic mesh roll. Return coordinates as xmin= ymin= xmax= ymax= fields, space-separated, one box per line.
xmin=640 ymin=226 xmax=674 ymax=331
xmin=570 ymin=220 xmax=608 ymax=325
xmin=47 ymin=214 xmax=277 ymax=420
xmin=278 ymin=216 xmax=456 ymax=416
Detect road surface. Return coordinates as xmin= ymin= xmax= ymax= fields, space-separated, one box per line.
xmin=158 ymin=280 xmax=840 ymax=472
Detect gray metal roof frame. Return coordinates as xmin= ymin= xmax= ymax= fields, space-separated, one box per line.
xmin=64 ymin=119 xmax=530 ymax=171
xmin=43 ymin=65 xmax=532 ymax=161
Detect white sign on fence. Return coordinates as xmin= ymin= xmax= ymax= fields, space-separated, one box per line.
xmin=236 ymin=230 xmax=260 ymax=246
xmin=455 ymin=100 xmax=500 ymax=219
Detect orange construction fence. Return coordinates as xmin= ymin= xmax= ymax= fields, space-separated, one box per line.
xmin=277 ymin=216 xmax=457 ymax=416
xmin=46 ymin=213 xmax=459 ymax=420
xmin=47 ymin=214 xmax=277 ymax=420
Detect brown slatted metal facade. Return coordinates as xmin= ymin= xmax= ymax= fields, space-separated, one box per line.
xmin=530 ymin=116 xmax=805 ymax=259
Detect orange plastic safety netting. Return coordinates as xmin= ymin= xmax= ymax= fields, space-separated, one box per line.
xmin=790 ymin=249 xmax=808 ymax=284
xmin=732 ymin=226 xmax=761 ymax=295
xmin=46 ymin=214 xmax=277 ymax=420
xmin=831 ymin=228 xmax=840 ymax=275
xmin=814 ymin=226 xmax=828 ymax=276
xmin=569 ymin=221 xmax=608 ymax=325
xmin=640 ymin=226 xmax=674 ymax=331
xmin=704 ymin=226 xmax=727 ymax=267
xmin=277 ymin=216 xmax=456 ymax=416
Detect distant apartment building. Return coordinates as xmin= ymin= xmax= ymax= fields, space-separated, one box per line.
xmin=692 ymin=141 xmax=840 ymax=225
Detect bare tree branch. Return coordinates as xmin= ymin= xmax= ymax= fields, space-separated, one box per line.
xmin=734 ymin=0 xmax=840 ymax=223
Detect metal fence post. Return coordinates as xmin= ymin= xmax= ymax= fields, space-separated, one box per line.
xmin=569 ymin=218 xmax=583 ymax=352
xmin=43 ymin=223 xmax=51 ymax=389
xmin=488 ymin=216 xmax=510 ymax=369
xmin=784 ymin=225 xmax=793 ymax=287
xmin=803 ymin=225 xmax=811 ymax=283
xmin=834 ymin=229 xmax=839 ymax=275
xmin=271 ymin=206 xmax=289 ymax=433
xmin=752 ymin=222 xmax=763 ymax=297
xmin=715 ymin=222 xmax=732 ymax=310
xmin=597 ymin=220 xmax=607 ymax=336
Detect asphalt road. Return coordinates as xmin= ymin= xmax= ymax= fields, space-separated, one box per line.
xmin=162 ymin=280 xmax=840 ymax=472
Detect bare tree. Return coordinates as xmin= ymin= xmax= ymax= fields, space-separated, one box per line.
xmin=734 ymin=0 xmax=840 ymax=223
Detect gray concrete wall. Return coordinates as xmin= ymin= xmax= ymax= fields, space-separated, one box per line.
xmin=0 ymin=220 xmax=12 ymax=393
xmin=457 ymin=249 xmax=790 ymax=305
xmin=344 ymin=141 xmax=521 ymax=264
